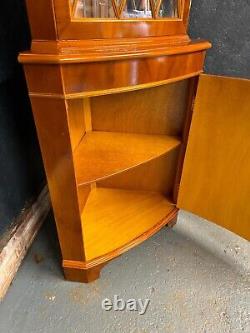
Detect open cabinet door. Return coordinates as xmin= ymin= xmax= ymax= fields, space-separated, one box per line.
xmin=177 ymin=74 xmax=250 ymax=240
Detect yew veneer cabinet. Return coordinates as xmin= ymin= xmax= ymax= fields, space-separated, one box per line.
xmin=19 ymin=0 xmax=250 ymax=283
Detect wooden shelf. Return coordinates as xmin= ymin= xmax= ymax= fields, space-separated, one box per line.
xmin=74 ymin=131 xmax=181 ymax=186
xmin=81 ymin=187 xmax=176 ymax=261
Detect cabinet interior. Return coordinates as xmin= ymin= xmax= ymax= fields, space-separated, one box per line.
xmin=67 ymin=79 xmax=191 ymax=260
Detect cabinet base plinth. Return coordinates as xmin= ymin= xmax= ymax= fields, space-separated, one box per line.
xmin=63 ymin=264 xmax=104 ymax=283
xmin=166 ymin=216 xmax=178 ymax=228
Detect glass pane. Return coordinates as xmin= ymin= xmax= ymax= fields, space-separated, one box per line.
xmin=72 ymin=0 xmax=115 ymax=18
xmin=158 ymin=0 xmax=178 ymax=17
xmin=123 ymin=0 xmax=152 ymax=18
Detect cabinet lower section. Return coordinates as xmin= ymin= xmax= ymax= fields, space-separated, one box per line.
xmin=18 ymin=15 xmax=211 ymax=283
xmin=62 ymin=190 xmax=178 ymax=283
xmin=22 ymin=65 xmax=199 ymax=283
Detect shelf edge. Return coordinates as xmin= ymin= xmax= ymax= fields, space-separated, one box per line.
xmin=74 ymin=133 xmax=181 ymax=187
xmin=28 ymin=71 xmax=203 ymax=100
xmin=63 ymin=206 xmax=178 ymax=270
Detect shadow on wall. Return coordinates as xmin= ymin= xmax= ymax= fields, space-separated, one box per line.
xmin=189 ymin=0 xmax=250 ymax=79
xmin=0 ymin=0 xmax=45 ymax=235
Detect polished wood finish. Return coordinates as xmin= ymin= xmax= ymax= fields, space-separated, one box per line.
xmin=25 ymin=0 xmax=57 ymax=40
xmin=91 ymin=81 xmax=189 ymax=135
xmin=62 ymin=216 xmax=178 ymax=283
xmin=166 ymin=216 xmax=177 ymax=228
xmin=182 ymin=0 xmax=191 ymax=27
xmin=74 ymin=132 xmax=180 ymax=185
xmin=20 ymin=39 xmax=210 ymax=63
xmin=53 ymin=0 xmax=188 ymax=40
xmin=22 ymin=48 xmax=207 ymax=99
xmin=82 ymin=188 xmax=176 ymax=261
xmin=24 ymin=0 xmax=192 ymax=40
xmin=19 ymin=0 xmax=212 ymax=282
xmin=178 ymin=74 xmax=250 ymax=240
xmin=64 ymin=263 xmax=105 ymax=283
xmin=62 ymin=190 xmax=178 ymax=280
xmin=29 ymin=34 xmax=190 ymax=54
xmin=62 ymin=209 xmax=177 ymax=271
xmin=67 ymin=99 xmax=87 ymax=150
xmin=173 ymin=76 xmax=199 ymax=202
xmin=98 ymin=148 xmax=180 ymax=196
xmin=29 ymin=97 xmax=86 ymax=261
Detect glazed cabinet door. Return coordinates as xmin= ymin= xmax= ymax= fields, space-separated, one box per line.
xmin=177 ymin=74 xmax=250 ymax=240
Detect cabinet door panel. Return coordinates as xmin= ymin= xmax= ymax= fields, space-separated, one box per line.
xmin=178 ymin=74 xmax=250 ymax=240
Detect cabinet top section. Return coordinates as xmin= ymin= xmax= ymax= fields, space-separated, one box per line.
xmin=25 ymin=0 xmax=192 ymax=40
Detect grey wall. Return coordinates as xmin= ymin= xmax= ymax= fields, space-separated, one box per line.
xmin=0 ymin=1 xmax=44 ymax=235
xmin=189 ymin=0 xmax=250 ymax=79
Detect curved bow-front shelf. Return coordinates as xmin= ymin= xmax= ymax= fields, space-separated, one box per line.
xmin=80 ymin=187 xmax=177 ymax=264
xmin=74 ymin=131 xmax=180 ymax=186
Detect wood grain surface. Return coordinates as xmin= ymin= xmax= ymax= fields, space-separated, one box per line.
xmin=178 ymin=74 xmax=250 ymax=240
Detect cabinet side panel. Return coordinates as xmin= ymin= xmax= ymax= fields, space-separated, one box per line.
xmin=178 ymin=74 xmax=250 ymax=240
xmin=25 ymin=0 xmax=57 ymax=40
xmin=30 ymin=97 xmax=86 ymax=260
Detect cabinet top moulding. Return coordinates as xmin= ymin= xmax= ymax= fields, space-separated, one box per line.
xmin=21 ymin=0 xmax=211 ymax=69
xmin=19 ymin=39 xmax=211 ymax=64
xmin=25 ymin=0 xmax=192 ymax=40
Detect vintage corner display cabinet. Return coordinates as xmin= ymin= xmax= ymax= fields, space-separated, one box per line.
xmin=19 ymin=0 xmax=250 ymax=283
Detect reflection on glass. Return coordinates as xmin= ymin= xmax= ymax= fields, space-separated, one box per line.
xmin=123 ymin=0 xmax=152 ymax=18
xmin=158 ymin=0 xmax=178 ymax=17
xmin=73 ymin=0 xmax=115 ymax=18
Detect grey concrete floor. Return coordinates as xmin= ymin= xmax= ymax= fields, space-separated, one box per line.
xmin=0 ymin=211 xmax=249 ymax=333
